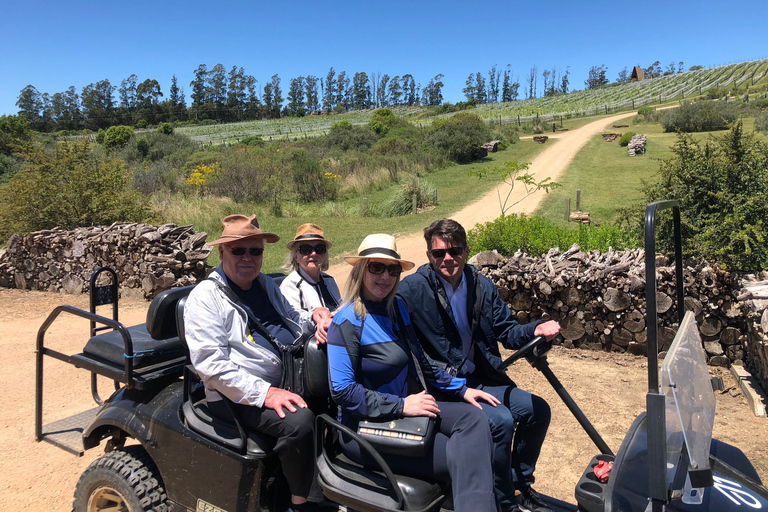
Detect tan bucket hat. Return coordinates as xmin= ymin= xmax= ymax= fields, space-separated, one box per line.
xmin=286 ymin=223 xmax=333 ymax=250
xmin=344 ymin=234 xmax=415 ymax=270
xmin=207 ymin=214 xmax=280 ymax=245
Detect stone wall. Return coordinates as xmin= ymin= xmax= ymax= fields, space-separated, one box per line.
xmin=0 ymin=222 xmax=212 ymax=299
xmin=471 ymin=246 xmax=768 ymax=386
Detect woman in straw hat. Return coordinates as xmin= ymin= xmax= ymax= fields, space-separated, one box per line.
xmin=325 ymin=234 xmax=501 ymax=512
xmin=280 ymin=223 xmax=341 ymax=314
xmin=184 ymin=214 xmax=330 ymax=512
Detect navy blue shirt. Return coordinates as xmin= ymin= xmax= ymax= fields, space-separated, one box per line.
xmin=220 ymin=268 xmax=296 ymax=356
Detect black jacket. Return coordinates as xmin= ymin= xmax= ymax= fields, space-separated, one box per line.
xmin=397 ymin=263 xmax=541 ymax=386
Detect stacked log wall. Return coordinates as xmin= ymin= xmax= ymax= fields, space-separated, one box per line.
xmin=0 ymin=223 xmax=212 ymax=299
xmin=472 ymin=246 xmax=768 ymax=387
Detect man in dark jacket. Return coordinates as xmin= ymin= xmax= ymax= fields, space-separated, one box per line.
xmin=397 ymin=219 xmax=561 ymax=512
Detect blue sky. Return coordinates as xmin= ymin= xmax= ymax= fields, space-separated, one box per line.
xmin=2 ymin=0 xmax=766 ymax=117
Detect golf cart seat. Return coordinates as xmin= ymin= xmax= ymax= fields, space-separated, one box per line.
xmin=80 ymin=285 xmax=193 ymax=371
xmin=175 ymin=295 xmax=276 ymax=456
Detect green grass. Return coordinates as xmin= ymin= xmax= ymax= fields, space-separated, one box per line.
xmin=534 ymin=112 xmax=764 ymax=228
xmin=164 ymin=140 xmax=547 ymax=273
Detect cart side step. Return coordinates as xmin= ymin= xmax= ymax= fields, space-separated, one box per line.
xmin=40 ymin=408 xmax=100 ymax=456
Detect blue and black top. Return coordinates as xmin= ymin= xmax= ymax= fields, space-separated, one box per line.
xmin=327 ymin=297 xmax=467 ymax=425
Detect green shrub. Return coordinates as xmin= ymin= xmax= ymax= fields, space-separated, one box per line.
xmin=618 ymin=132 xmax=636 ymax=146
xmin=0 ymin=115 xmax=32 ymax=156
xmin=136 ymin=137 xmax=150 ymax=158
xmin=290 ymin=148 xmax=339 ymax=202
xmin=325 ymin=122 xmax=378 ymax=152
xmin=424 ymin=113 xmax=491 ymax=163
xmin=637 ymin=106 xmax=655 ymax=116
xmin=240 ymin=135 xmax=265 ymax=146
xmin=0 ymin=139 xmax=153 ymax=242
xmin=369 ymin=108 xmax=405 ymax=136
xmin=0 ymin=154 xmax=21 ymax=183
xmin=644 ymin=123 xmax=768 ymax=270
xmin=102 ymin=125 xmax=135 ymax=150
xmin=753 ymin=98 xmax=768 ymax=109
xmin=662 ymin=100 xmax=738 ymax=132
xmin=158 ymin=122 xmax=174 ymax=135
xmin=467 ymin=214 xmax=640 ymax=257
xmin=380 ymin=176 xmax=436 ymax=217
xmin=95 ymin=128 xmax=106 ymax=144
xmin=755 ymin=112 xmax=768 ymax=132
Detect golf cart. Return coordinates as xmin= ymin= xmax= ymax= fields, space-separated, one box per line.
xmin=35 ymin=200 xmax=768 ymax=511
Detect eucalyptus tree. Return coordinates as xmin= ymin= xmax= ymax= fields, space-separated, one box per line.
xmin=81 ymin=79 xmax=116 ymax=130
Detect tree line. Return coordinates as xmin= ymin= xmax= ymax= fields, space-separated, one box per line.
xmin=14 ymin=65 xmax=449 ymax=133
xmin=584 ymin=61 xmax=691 ymax=89
xmin=14 ymin=59 xmax=696 ymax=133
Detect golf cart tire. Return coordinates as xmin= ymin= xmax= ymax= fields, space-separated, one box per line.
xmin=73 ymin=445 xmax=169 ymax=512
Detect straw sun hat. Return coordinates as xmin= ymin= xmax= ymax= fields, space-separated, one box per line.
xmin=207 ymin=214 xmax=280 ymax=245
xmin=344 ymin=234 xmax=414 ymax=271
xmin=286 ymin=223 xmax=333 ymax=250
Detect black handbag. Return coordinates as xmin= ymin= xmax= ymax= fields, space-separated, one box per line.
xmin=214 ymin=280 xmax=308 ymax=396
xmin=356 ymin=305 xmax=436 ymax=457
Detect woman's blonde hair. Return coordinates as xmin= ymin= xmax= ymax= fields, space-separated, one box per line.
xmin=343 ymin=259 xmax=400 ymax=320
xmin=280 ymin=243 xmax=330 ymax=273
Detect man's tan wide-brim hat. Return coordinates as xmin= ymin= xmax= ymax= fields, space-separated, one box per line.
xmin=207 ymin=214 xmax=280 ymax=245
xmin=287 ymin=223 xmax=333 ymax=250
xmin=344 ymin=233 xmax=415 ymax=270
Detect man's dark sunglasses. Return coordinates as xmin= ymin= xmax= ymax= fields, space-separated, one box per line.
xmin=298 ymin=244 xmax=327 ymax=256
xmin=429 ymin=246 xmax=465 ymax=259
xmin=367 ymin=261 xmax=402 ymax=277
xmin=228 ymin=247 xmax=265 ymax=257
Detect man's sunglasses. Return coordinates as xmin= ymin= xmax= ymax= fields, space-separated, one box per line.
xmin=228 ymin=246 xmax=265 ymax=257
xmin=429 ymin=246 xmax=465 ymax=259
xmin=298 ymin=244 xmax=327 ymax=256
xmin=367 ymin=261 xmax=403 ymax=277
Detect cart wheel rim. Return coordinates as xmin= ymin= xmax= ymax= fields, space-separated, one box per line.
xmin=87 ymin=485 xmax=130 ymax=512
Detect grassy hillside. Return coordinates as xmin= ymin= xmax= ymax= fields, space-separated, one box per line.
xmin=175 ymin=59 xmax=768 ymax=145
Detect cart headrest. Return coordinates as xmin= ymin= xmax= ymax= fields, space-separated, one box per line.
xmin=145 ymin=285 xmax=196 ymax=340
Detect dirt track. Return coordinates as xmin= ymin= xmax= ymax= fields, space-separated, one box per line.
xmin=3 ymin=111 xmax=766 ymax=510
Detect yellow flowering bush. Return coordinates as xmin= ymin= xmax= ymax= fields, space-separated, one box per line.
xmin=186 ymin=162 xmax=220 ymax=189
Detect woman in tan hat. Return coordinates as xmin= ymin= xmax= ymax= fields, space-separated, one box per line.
xmin=280 ymin=223 xmax=341 ymax=314
xmin=324 ymin=234 xmax=501 ymax=512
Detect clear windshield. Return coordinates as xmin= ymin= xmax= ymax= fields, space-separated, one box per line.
xmin=660 ymin=311 xmax=715 ymax=485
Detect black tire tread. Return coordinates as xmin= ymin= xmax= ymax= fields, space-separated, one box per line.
xmin=73 ymin=445 xmax=169 ymax=512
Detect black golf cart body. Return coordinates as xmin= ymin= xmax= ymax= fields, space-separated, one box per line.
xmin=35 ymin=201 xmax=768 ymax=512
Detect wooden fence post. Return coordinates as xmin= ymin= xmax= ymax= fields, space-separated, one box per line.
xmin=413 ymin=194 xmax=418 ymax=214
xmin=576 ymin=190 xmax=581 ymax=211
xmin=565 ymin=198 xmax=570 ymax=222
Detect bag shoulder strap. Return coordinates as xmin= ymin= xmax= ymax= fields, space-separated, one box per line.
xmin=212 ymin=279 xmax=289 ymax=351
xmin=393 ymin=302 xmax=429 ymax=391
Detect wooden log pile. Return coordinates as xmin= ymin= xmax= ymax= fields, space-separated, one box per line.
xmin=740 ymin=274 xmax=768 ymax=389
xmin=472 ymin=245 xmax=756 ymax=372
xmin=533 ymin=136 xmax=549 ymax=144
xmin=601 ymin=133 xmax=621 ymax=142
xmin=627 ymin=134 xmax=647 ymax=156
xmin=0 ymin=222 xmax=212 ymax=299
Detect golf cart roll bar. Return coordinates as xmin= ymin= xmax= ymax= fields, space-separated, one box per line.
xmin=644 ymin=200 xmax=687 ymax=512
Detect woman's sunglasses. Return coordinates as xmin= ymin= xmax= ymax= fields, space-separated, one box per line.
xmin=367 ymin=261 xmax=402 ymax=277
xmin=298 ymin=244 xmax=327 ymax=256
xmin=429 ymin=246 xmax=465 ymax=259
xmin=228 ymin=246 xmax=265 ymax=257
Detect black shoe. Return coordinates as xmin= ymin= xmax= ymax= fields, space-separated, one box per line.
xmin=516 ymin=486 xmax=553 ymax=512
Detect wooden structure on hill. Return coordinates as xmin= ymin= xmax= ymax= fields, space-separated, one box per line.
xmin=631 ymin=66 xmax=645 ymax=80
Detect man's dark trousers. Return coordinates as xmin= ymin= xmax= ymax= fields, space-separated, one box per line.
xmin=467 ymin=379 xmax=551 ymax=512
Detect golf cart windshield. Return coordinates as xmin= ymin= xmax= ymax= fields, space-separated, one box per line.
xmin=661 ymin=310 xmax=715 ymax=486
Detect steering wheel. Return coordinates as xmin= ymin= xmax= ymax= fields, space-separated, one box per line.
xmin=498 ymin=336 xmax=551 ymax=372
